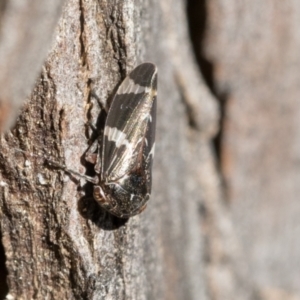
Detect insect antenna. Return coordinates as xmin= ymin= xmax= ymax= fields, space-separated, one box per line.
xmin=14 ymin=148 xmax=99 ymax=184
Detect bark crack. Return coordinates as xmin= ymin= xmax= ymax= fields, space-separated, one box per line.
xmin=103 ymin=0 xmax=127 ymax=77
xmin=186 ymin=0 xmax=225 ymax=171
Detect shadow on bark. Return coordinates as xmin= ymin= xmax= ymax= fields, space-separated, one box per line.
xmin=0 ymin=232 xmax=8 ymax=300
xmin=186 ymin=0 xmax=214 ymax=91
xmin=186 ymin=0 xmax=226 ymax=169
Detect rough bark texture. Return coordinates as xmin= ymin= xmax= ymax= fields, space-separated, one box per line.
xmin=1 ymin=0 xmax=299 ymax=299
xmin=0 ymin=0 xmax=219 ymax=299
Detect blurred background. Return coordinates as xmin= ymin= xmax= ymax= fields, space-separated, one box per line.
xmin=1 ymin=0 xmax=300 ymax=299
xmin=188 ymin=1 xmax=300 ymax=299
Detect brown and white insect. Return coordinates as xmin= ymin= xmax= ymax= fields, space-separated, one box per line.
xmin=87 ymin=62 xmax=157 ymax=218
xmin=37 ymin=63 xmax=157 ymax=218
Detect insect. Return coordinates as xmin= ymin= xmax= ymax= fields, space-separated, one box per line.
xmin=54 ymin=63 xmax=157 ymax=218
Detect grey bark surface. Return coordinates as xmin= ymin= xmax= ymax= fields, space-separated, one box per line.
xmin=0 ymin=0 xmax=65 ymax=131
xmin=190 ymin=0 xmax=300 ymax=299
xmin=5 ymin=0 xmax=297 ymax=299
xmin=0 ymin=0 xmax=225 ymax=299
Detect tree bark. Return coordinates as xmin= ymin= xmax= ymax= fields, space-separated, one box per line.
xmin=189 ymin=0 xmax=300 ymax=299
xmin=3 ymin=0 xmax=299 ymax=299
xmin=0 ymin=0 xmax=221 ymax=299
xmin=0 ymin=0 xmax=65 ymax=131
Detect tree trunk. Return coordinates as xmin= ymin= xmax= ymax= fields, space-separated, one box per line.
xmin=1 ymin=0 xmax=299 ymax=299
xmin=0 ymin=0 xmax=220 ymax=299
xmin=189 ymin=1 xmax=300 ymax=299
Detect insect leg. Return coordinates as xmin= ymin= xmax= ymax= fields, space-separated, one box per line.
xmin=85 ymin=138 xmax=99 ymax=165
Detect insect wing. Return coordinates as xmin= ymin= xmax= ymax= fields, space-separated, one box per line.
xmin=141 ymin=89 xmax=156 ymax=193
xmin=102 ymin=63 xmax=157 ymax=184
